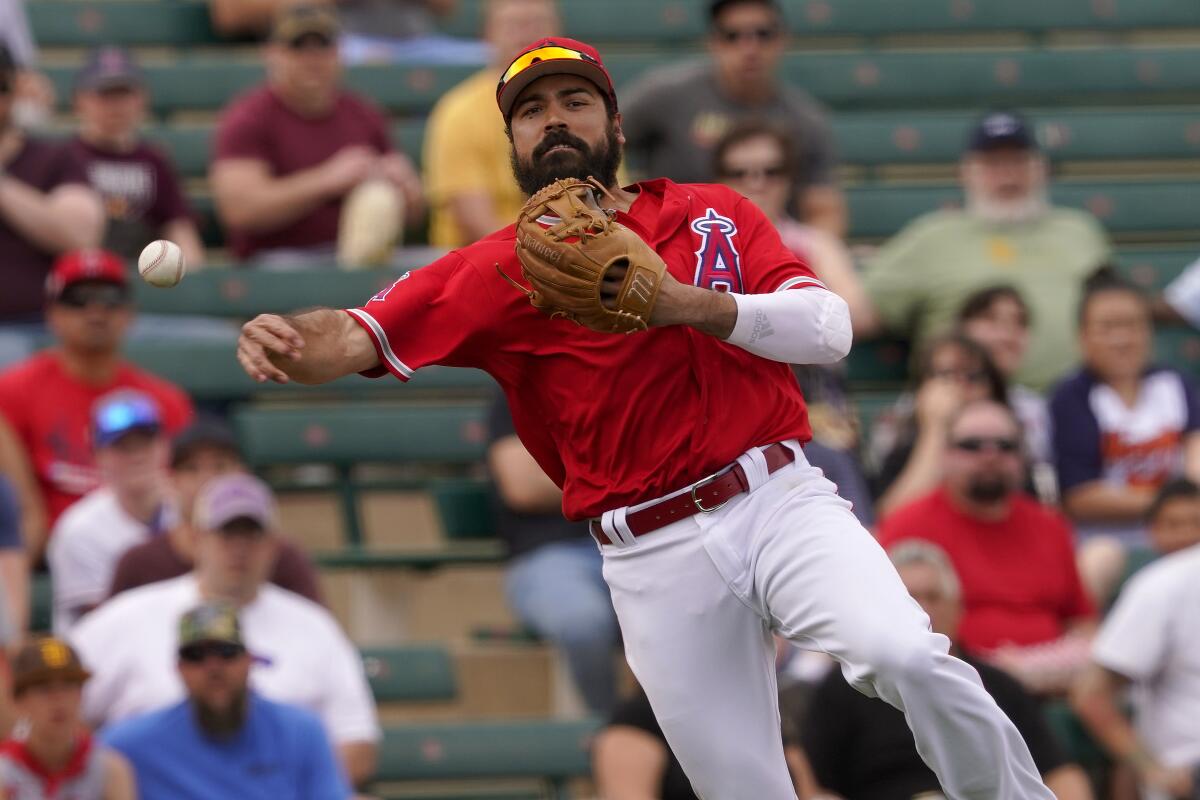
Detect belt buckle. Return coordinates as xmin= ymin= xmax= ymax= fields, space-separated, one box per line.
xmin=690 ymin=469 xmax=730 ymax=513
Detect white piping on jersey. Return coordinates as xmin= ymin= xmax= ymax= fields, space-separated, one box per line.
xmin=346 ymin=308 xmax=414 ymax=379
xmin=775 ymin=275 xmax=827 ymax=292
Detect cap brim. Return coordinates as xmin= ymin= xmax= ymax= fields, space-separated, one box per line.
xmin=14 ymin=666 xmax=92 ymax=695
xmin=498 ymin=60 xmax=612 ymax=117
xmin=81 ymin=74 xmax=142 ymax=92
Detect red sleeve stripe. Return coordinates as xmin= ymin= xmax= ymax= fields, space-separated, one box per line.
xmin=345 ymin=308 xmax=414 ymax=379
xmin=775 ymin=275 xmax=827 ymax=292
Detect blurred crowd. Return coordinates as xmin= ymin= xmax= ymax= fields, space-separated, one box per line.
xmin=2 ymin=0 xmax=1200 ymax=798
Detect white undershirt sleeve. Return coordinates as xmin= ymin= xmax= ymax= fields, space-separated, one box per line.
xmin=724 ymin=286 xmax=853 ymax=365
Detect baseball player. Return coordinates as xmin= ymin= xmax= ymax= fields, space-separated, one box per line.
xmin=237 ymin=37 xmax=1054 ymax=799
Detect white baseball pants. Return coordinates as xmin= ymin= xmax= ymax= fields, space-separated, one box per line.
xmin=598 ymin=442 xmax=1053 ymax=800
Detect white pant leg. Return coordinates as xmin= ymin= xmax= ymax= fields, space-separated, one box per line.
xmin=706 ymin=460 xmax=1053 ymax=800
xmin=601 ymin=517 xmax=798 ymax=800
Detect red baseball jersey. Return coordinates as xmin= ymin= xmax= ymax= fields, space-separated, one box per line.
xmin=0 ymin=352 xmax=194 ymax=528
xmin=348 ymin=179 xmax=824 ymax=519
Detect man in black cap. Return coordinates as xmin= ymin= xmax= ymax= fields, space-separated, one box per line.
xmin=0 ymin=42 xmax=103 ymax=353
xmin=853 ymin=110 xmax=1113 ymax=390
xmin=66 ymin=47 xmax=205 ymax=268
xmin=0 ymin=636 xmax=134 ymax=799
xmin=210 ymin=3 xmax=422 ymax=265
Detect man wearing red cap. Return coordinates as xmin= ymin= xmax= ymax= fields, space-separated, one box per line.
xmin=238 ymin=38 xmax=1054 ymax=798
xmin=0 ymin=250 xmax=193 ymax=560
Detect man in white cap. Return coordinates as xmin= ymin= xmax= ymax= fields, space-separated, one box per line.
xmin=70 ymin=473 xmax=380 ymax=787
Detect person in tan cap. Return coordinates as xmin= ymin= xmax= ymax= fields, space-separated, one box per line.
xmin=0 ymin=637 xmax=134 ymax=799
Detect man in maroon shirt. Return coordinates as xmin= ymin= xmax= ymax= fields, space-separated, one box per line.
xmin=67 ymin=47 xmax=204 ymax=268
xmin=0 ymin=250 xmax=193 ymax=560
xmin=878 ymin=399 xmax=1097 ymax=694
xmin=108 ymin=417 xmax=322 ymax=605
xmin=210 ymin=4 xmax=422 ymax=265
xmin=0 ymin=43 xmax=104 ymax=348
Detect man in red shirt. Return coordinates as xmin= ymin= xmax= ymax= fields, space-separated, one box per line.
xmin=210 ymin=4 xmax=422 ymax=265
xmin=0 ymin=250 xmax=193 ymax=560
xmin=237 ymin=38 xmax=1054 ymax=798
xmin=879 ymin=399 xmax=1096 ymax=694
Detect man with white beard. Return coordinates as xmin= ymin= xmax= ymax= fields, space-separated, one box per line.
xmin=850 ymin=111 xmax=1112 ymax=390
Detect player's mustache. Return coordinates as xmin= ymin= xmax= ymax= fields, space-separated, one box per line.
xmin=533 ymin=132 xmax=591 ymax=160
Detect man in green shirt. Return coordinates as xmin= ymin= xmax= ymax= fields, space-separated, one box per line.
xmin=854 ymin=112 xmax=1111 ymax=390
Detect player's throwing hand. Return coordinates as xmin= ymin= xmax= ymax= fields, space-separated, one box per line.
xmin=238 ymin=314 xmax=306 ymax=383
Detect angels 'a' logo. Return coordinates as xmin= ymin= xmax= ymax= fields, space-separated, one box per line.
xmin=690 ymin=208 xmax=743 ymax=293
xmin=369 ymin=271 xmax=411 ymax=302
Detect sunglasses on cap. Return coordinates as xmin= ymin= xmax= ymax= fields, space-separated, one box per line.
xmin=57 ymin=283 xmax=129 ymax=309
xmin=179 ymin=642 xmax=246 ymax=663
xmin=952 ymin=436 xmax=1020 ymax=454
xmin=715 ymin=25 xmax=780 ymax=44
xmin=498 ymin=44 xmax=601 ymax=93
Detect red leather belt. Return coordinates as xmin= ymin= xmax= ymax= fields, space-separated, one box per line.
xmin=589 ymin=443 xmax=796 ymax=546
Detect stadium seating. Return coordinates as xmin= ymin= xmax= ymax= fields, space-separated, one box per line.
xmin=363 ymin=645 xmax=458 ymax=702
xmin=41 ymin=47 xmax=1200 ymax=116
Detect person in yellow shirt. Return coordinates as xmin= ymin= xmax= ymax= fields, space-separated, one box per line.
xmin=423 ymin=0 xmax=559 ymax=247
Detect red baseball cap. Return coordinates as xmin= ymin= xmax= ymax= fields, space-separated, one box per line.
xmin=45 ymin=249 xmax=128 ymax=301
xmin=496 ymin=37 xmax=617 ymax=118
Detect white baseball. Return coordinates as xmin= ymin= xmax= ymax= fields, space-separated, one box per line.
xmin=137 ymin=240 xmax=186 ymax=288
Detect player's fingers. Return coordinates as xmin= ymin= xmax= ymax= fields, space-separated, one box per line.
xmin=237 ymin=337 xmax=290 ymax=384
xmin=247 ymin=314 xmax=305 ymax=350
xmin=242 ymin=318 xmax=303 ymax=360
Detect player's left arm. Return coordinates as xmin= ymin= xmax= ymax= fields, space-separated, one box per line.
xmin=648 ymin=197 xmax=851 ymax=365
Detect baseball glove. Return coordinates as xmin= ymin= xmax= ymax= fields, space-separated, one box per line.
xmin=502 ymin=177 xmax=667 ymax=334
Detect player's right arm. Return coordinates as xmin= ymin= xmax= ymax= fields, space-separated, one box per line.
xmin=237 ymin=309 xmax=377 ymax=385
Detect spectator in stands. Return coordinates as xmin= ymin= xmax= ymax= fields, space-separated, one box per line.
xmin=855 ymin=111 xmax=1112 ymax=390
xmin=1071 ymin=541 xmax=1200 ymax=799
xmin=1052 ymin=273 xmax=1200 ymax=546
xmin=621 ymin=0 xmax=844 ymax=235
xmin=109 ymin=417 xmax=322 ymax=604
xmin=878 ymin=399 xmax=1096 ymax=694
xmin=71 ymin=473 xmax=379 ymax=786
xmin=0 ymin=43 xmax=104 ymax=363
xmin=713 ymin=119 xmax=873 ymax=523
xmin=48 ymin=390 xmax=174 ymax=634
xmin=103 ymin=602 xmax=352 ymax=800
xmin=67 ymin=47 xmax=204 ymax=269
xmin=210 ymin=4 xmax=422 ymax=266
xmin=0 ymin=250 xmax=193 ymax=561
xmin=804 ymin=541 xmax=1093 ymax=799
xmin=0 ymin=475 xmax=26 ymax=640
xmin=0 ymin=637 xmax=135 ymax=799
xmin=424 ymin=0 xmax=560 ymax=247
xmin=209 ymin=0 xmax=485 ymax=65
xmin=956 ymin=284 xmax=1055 ymax=500
xmin=869 ymin=333 xmax=1007 ymax=517
xmin=0 ymin=0 xmax=55 ymax=128
xmin=487 ymin=392 xmax=620 ymax=713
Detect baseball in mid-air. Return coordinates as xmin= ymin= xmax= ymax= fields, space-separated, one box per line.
xmin=137 ymin=239 xmax=186 ymax=288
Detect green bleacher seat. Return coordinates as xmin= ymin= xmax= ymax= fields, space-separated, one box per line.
xmin=431 ymin=479 xmax=496 ymax=540
xmin=30 ymin=573 xmax=52 ymax=634
xmin=315 ymin=543 xmax=506 ymax=570
xmin=1116 ymin=247 xmax=1198 ymax=291
xmin=32 ymin=0 xmax=1200 ymax=49
xmin=846 ymin=180 xmax=1200 ymax=240
xmin=234 ymin=403 xmax=489 ymax=466
xmin=28 ymin=1 xmax=219 ymax=47
xmin=43 ymin=48 xmax=1200 ymax=116
xmin=374 ymin=718 xmax=600 ymax=785
xmin=1154 ymin=326 xmax=1200 ymax=372
xmin=149 ymin=107 xmax=1200 ymax=181
xmin=362 ymin=645 xmax=457 ymax=702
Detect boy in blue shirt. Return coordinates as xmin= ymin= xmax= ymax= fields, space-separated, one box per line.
xmin=102 ymin=602 xmax=351 ymax=800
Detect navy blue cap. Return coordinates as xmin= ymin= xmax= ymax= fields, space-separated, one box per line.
xmin=76 ymin=47 xmax=143 ymax=92
xmin=92 ymin=390 xmax=162 ymax=449
xmin=966 ymin=111 xmax=1036 ymax=153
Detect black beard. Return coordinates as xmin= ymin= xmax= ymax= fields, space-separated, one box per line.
xmin=964 ymin=475 xmax=1012 ymax=504
xmin=511 ymin=124 xmax=622 ymax=197
xmin=192 ymin=687 xmax=249 ymax=740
